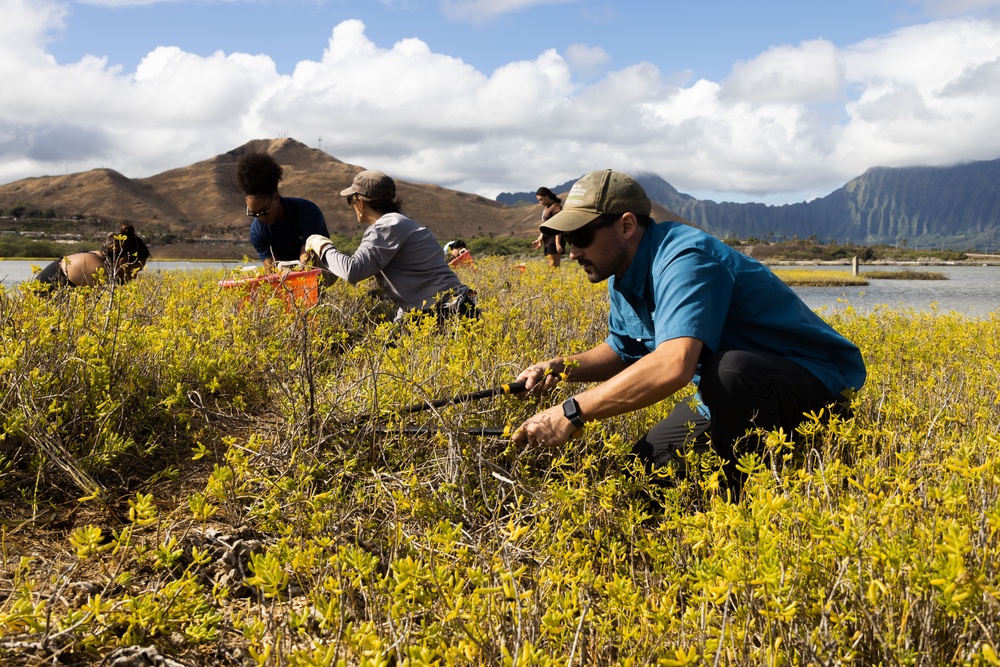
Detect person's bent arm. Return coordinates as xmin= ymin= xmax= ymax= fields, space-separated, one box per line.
xmin=512 ymin=337 xmax=703 ymax=448
xmin=572 ymin=337 xmax=702 ymax=422
xmin=517 ymin=342 xmax=628 ymax=394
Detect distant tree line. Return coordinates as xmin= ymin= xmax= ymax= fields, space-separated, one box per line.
xmin=0 ymin=205 xmax=59 ymax=219
xmin=1 ymin=216 xmax=976 ymax=262
xmin=330 ymin=232 xmax=534 ymax=258
xmin=0 ymin=236 xmax=94 ymax=258
xmin=724 ymin=236 xmax=969 ymax=262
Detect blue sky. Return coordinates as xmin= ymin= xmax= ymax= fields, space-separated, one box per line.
xmin=47 ymin=1 xmax=910 ymax=84
xmin=4 ymin=0 xmax=1000 ymax=204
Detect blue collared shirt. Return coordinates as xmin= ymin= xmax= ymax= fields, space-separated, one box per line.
xmin=605 ymin=221 xmax=866 ymax=397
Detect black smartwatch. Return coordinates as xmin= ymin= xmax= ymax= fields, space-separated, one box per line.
xmin=562 ymin=397 xmax=586 ymax=429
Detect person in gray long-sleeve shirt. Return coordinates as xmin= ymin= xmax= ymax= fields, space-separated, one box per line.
xmin=305 ymin=170 xmax=477 ymax=322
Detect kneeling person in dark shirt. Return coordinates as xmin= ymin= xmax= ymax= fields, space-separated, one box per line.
xmin=236 ymin=151 xmax=330 ymax=270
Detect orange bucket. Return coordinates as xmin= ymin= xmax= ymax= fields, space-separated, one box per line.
xmin=219 ymin=269 xmax=323 ymax=310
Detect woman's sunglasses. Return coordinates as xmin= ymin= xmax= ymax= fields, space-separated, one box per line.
xmin=246 ymin=194 xmax=275 ymax=218
xmin=564 ymin=214 xmax=621 ymax=249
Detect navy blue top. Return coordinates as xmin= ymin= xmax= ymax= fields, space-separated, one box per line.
xmin=249 ymin=196 xmax=329 ymax=263
xmin=605 ymin=221 xmax=866 ymax=397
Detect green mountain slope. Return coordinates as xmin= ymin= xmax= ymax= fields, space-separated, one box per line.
xmin=502 ymin=159 xmax=1000 ymax=249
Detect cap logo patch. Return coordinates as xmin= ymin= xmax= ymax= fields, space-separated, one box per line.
xmin=565 ymin=183 xmax=588 ymax=206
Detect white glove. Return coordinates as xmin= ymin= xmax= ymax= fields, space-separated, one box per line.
xmin=305 ymin=234 xmax=334 ymax=259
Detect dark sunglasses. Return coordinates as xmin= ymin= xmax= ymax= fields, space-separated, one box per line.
xmin=246 ymin=195 xmax=274 ymax=218
xmin=564 ymin=214 xmax=621 ymax=249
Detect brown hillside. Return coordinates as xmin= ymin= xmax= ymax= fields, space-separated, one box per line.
xmin=0 ymin=138 xmax=544 ymax=243
xmin=0 ymin=168 xmax=182 ymax=232
xmin=0 ymin=137 xmax=686 ymax=246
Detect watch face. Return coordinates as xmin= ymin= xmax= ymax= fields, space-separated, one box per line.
xmin=563 ymin=398 xmax=584 ymax=427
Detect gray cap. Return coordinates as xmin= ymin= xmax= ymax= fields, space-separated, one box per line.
xmin=340 ymin=169 xmax=396 ymax=200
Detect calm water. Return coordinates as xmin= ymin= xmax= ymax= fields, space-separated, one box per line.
xmin=2 ymin=259 xmax=999 ymax=317
xmin=787 ymin=265 xmax=1000 ymax=317
xmin=0 ymin=259 xmax=245 ymax=287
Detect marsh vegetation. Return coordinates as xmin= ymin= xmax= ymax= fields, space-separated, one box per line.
xmin=1 ymin=258 xmax=999 ymax=665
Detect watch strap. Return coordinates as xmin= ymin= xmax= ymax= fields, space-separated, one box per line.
xmin=562 ymin=397 xmax=586 ymax=429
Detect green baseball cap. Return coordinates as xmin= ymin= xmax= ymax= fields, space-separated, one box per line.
xmin=540 ymin=169 xmax=651 ymax=234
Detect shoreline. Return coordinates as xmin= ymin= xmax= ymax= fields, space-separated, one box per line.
xmin=5 ymin=254 xmax=1000 ymax=266
xmin=763 ymin=258 xmax=1000 ymax=267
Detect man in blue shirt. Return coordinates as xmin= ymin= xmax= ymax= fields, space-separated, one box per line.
xmin=236 ymin=152 xmax=329 ymax=270
xmin=511 ymin=169 xmax=866 ymax=499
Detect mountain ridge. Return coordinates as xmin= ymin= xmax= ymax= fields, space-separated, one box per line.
xmin=502 ymin=160 xmax=1000 ymax=248
xmin=0 ymin=138 xmax=687 ymax=250
xmin=2 ymin=138 xmax=997 ymax=249
xmin=0 ymin=139 xmax=538 ymax=245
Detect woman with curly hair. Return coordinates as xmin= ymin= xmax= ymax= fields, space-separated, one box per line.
xmin=236 ymin=151 xmax=329 ymax=270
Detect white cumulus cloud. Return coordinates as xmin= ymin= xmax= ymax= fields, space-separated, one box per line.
xmin=916 ymin=0 xmax=1000 ymax=17
xmin=564 ymin=42 xmax=610 ymax=78
xmin=722 ymin=39 xmax=845 ymax=105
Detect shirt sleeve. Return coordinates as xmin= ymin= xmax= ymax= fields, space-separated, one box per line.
xmin=319 ymin=220 xmax=401 ymax=284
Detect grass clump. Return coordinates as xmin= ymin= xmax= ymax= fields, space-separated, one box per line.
xmin=1 ymin=258 xmax=1000 ymax=665
xmin=770 ymin=268 xmax=868 ymax=286
xmin=865 ymin=269 xmax=948 ymax=280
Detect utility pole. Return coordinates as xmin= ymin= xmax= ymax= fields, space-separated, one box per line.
xmin=318 ymin=136 xmax=323 ymax=152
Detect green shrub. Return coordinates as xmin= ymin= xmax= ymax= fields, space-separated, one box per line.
xmin=2 ymin=258 xmax=1000 ymax=665
xmin=0 ymin=236 xmax=94 ymax=258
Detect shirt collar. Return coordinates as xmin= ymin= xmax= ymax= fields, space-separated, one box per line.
xmin=610 ymin=223 xmax=655 ymax=300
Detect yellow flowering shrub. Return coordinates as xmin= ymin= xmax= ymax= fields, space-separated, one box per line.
xmin=1 ymin=258 xmax=999 ymax=665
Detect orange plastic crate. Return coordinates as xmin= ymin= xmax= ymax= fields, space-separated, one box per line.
xmin=448 ymin=249 xmax=475 ymax=268
xmin=219 ymin=269 xmax=323 ymax=310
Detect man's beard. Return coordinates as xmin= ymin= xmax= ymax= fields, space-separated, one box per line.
xmin=575 ymin=240 xmax=625 ymax=283
xmin=577 ymin=260 xmax=606 ymax=283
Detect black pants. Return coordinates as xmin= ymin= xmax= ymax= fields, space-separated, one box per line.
xmin=416 ymin=289 xmax=480 ymax=324
xmin=435 ymin=289 xmax=479 ymax=323
xmin=33 ymin=259 xmax=71 ymax=292
xmin=632 ymin=350 xmax=849 ymax=499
